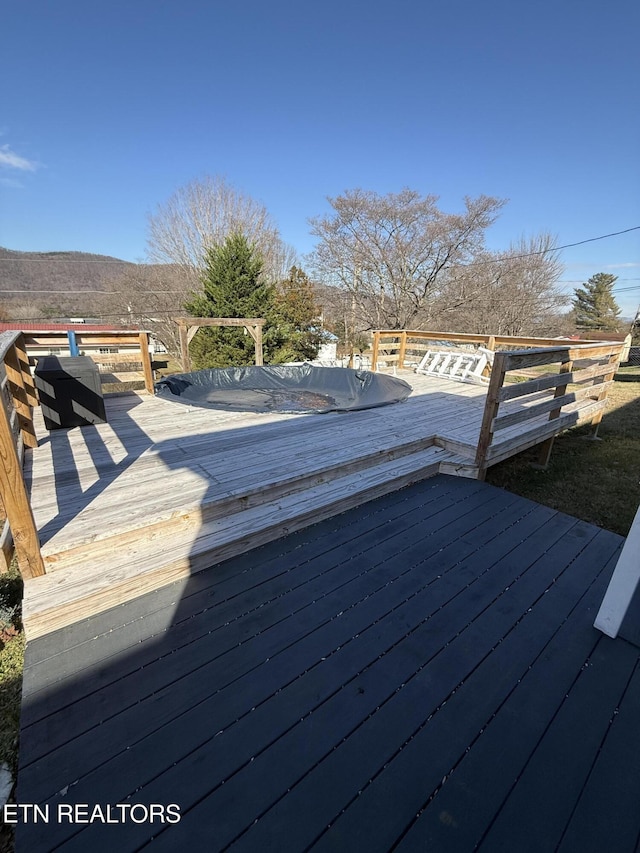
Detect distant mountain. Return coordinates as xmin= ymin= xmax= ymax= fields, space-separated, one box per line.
xmin=0 ymin=247 xmax=344 ymax=327
xmin=0 ymin=247 xmax=135 ymax=299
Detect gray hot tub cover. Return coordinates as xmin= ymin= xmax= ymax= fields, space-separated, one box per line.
xmin=155 ymin=364 xmax=412 ymax=414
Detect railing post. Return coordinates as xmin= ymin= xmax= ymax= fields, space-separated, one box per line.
xmin=536 ymin=354 xmax=572 ymax=468
xmin=398 ymin=331 xmax=407 ymax=370
xmin=178 ymin=322 xmax=191 ymax=372
xmin=138 ymin=332 xmax=155 ymax=394
xmin=590 ymin=352 xmax=621 ymax=437
xmin=0 ymin=394 xmax=45 ymax=579
xmin=4 ymin=338 xmax=37 ymax=449
xmin=371 ymin=332 xmax=380 ymax=371
xmin=14 ymin=334 xmax=38 ymax=408
xmin=475 ymin=351 xmax=508 ymax=476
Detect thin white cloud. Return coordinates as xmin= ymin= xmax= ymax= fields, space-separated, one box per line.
xmin=603 ymin=262 xmax=640 ymax=269
xmin=0 ymin=144 xmax=38 ymax=172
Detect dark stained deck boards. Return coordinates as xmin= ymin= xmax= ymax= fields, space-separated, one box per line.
xmin=392 ymin=542 xmax=624 ymax=853
xmin=557 ymin=658 xmax=640 ymax=853
xmin=20 ymin=481 xmax=508 ymax=773
xmin=21 ymin=475 xmax=487 ymax=718
xmin=16 ymin=475 xmax=639 ymax=853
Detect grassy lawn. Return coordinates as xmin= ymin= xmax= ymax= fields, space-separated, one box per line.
xmin=486 ymin=366 xmax=640 ymax=536
xmin=0 ymin=563 xmax=24 ymax=852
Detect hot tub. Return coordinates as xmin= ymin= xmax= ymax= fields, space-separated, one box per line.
xmin=155 ymin=364 xmax=412 ymax=414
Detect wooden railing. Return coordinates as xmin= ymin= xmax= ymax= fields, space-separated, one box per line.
xmin=0 ymin=332 xmax=45 ymax=577
xmin=370 ymin=329 xmax=605 ymax=371
xmin=0 ymin=328 xmax=157 ymax=578
xmin=475 ymin=341 xmax=623 ymax=472
xmin=371 ymin=330 xmax=624 ymax=475
xmin=21 ymin=329 xmax=155 ymax=394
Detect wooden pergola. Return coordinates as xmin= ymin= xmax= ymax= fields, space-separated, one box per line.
xmin=175 ymin=318 xmax=265 ymax=372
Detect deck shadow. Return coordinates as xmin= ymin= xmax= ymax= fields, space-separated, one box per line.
xmin=15 ymin=476 xmax=640 ymax=853
xmin=29 ymin=385 xmax=481 ymax=553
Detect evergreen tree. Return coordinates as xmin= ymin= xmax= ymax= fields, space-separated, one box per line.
xmin=185 ymin=233 xmax=275 ymax=368
xmin=573 ymin=273 xmax=621 ymax=331
xmin=268 ymin=266 xmax=322 ymax=363
xmin=631 ymin=310 xmax=640 ymax=346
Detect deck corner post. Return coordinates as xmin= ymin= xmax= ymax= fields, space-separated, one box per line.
xmin=474 ymin=351 xmax=508 ymax=469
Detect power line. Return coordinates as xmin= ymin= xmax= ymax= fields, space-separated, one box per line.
xmin=468 ymin=226 xmax=640 ymax=266
xmin=538 ymin=225 xmax=640 ymax=251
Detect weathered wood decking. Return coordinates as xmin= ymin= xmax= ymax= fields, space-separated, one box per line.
xmin=21 ymin=370 xmax=607 ymax=637
xmin=16 ymin=476 xmax=640 ymax=852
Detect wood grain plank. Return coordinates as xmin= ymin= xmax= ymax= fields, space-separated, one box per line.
xmin=392 ymin=534 xmax=622 ymax=853
xmin=21 ymin=485 xmax=514 ymax=777
xmin=21 ymin=477 xmax=484 ymax=704
xmin=163 ymin=510 xmax=583 ymax=851
xmin=478 ymin=634 xmax=639 ymax=853
xmin=557 ymin=656 xmax=640 ymax=853
xmin=18 ymin=491 xmax=549 ymax=846
xmin=260 ymin=519 xmax=606 ymax=853
xmin=23 ymin=447 xmax=454 ymax=637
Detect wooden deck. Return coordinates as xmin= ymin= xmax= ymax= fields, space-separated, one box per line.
xmin=21 ymin=369 xmax=607 ymax=638
xmin=16 ymin=475 xmax=640 ymax=852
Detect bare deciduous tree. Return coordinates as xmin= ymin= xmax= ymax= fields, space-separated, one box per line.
xmin=433 ymin=234 xmax=568 ymax=336
xmin=100 ymin=265 xmax=191 ymax=357
xmin=6 ymin=299 xmax=46 ymax=321
xmin=147 ymin=175 xmax=297 ymax=287
xmin=308 ymin=188 xmax=506 ymax=330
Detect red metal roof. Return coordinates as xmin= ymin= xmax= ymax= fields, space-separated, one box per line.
xmin=0 ymin=323 xmax=134 ymax=333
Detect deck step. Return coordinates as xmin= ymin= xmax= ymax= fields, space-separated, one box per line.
xmin=23 ymin=446 xmax=471 ymax=639
xmin=37 ymin=435 xmax=446 ymax=562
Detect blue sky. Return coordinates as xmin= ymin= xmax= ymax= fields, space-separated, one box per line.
xmin=2 ymin=0 xmax=639 ymax=315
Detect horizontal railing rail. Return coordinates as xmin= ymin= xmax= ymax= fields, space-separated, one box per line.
xmin=21 ymin=329 xmax=155 ymax=394
xmin=371 ymin=330 xmax=624 ymax=476
xmin=475 ymin=341 xmax=624 ymax=472
xmin=370 ymin=329 xmax=609 ymax=371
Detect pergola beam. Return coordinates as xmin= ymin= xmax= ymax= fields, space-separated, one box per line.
xmin=175 ymin=318 xmax=265 ymax=371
